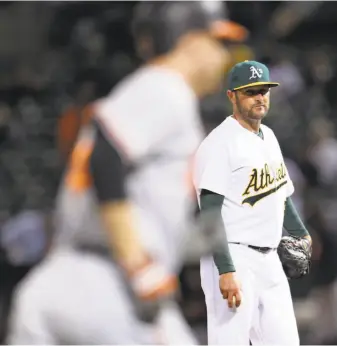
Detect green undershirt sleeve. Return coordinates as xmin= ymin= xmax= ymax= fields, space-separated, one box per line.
xmin=283 ymin=197 xmax=309 ymax=237
xmin=199 ymin=189 xmax=235 ymax=274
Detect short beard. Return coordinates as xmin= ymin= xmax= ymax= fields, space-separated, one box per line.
xmin=235 ymin=93 xmax=268 ymax=122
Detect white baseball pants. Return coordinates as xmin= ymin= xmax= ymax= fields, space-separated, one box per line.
xmin=200 ymin=243 xmax=300 ymax=345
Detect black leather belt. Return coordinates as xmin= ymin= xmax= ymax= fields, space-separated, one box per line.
xmin=230 ymin=242 xmax=276 ymax=254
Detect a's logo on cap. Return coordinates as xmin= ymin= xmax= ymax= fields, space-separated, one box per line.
xmin=249 ymin=65 xmax=263 ymax=80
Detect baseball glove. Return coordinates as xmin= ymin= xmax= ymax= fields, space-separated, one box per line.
xmin=277 ymin=236 xmax=312 ymax=279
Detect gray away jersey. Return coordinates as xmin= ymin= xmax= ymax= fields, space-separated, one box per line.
xmin=53 ymin=66 xmax=203 ymax=271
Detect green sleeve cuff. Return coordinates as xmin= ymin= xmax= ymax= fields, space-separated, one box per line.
xmin=200 ymin=189 xmax=235 ymax=274
xmin=213 ymin=252 xmax=236 ymax=274
xmin=283 ymin=197 xmax=309 ymax=237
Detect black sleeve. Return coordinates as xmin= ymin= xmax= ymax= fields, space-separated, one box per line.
xmin=89 ymin=123 xmax=127 ymax=203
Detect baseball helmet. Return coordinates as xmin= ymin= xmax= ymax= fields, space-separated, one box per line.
xmin=131 ymin=1 xmax=249 ymax=60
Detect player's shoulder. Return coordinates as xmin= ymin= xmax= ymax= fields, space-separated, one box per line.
xmin=202 ymin=117 xmax=233 ymax=144
xmin=260 ymin=123 xmax=279 ymax=142
xmin=196 ymin=117 xmax=232 ymax=155
xmin=97 ymin=66 xmax=196 ymax=115
xmin=124 ymin=66 xmax=194 ymax=99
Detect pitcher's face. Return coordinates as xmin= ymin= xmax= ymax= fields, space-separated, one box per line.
xmin=229 ymin=85 xmax=271 ymax=120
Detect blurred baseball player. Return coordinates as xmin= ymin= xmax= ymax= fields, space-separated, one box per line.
xmin=7 ymin=2 xmax=248 ymax=345
xmin=193 ymin=60 xmax=312 ymax=345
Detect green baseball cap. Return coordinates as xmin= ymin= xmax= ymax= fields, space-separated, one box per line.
xmin=227 ymin=60 xmax=280 ymax=91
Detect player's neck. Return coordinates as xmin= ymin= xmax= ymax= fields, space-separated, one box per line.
xmin=232 ymin=113 xmax=261 ymax=134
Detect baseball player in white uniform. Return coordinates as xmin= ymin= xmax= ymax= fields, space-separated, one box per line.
xmin=193 ymin=60 xmax=312 ymax=345
xmin=7 ymin=2 xmax=248 ymax=345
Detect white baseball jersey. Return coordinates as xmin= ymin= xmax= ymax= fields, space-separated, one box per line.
xmin=193 ymin=116 xmax=294 ymax=248
xmin=54 ymin=65 xmax=204 ymax=271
